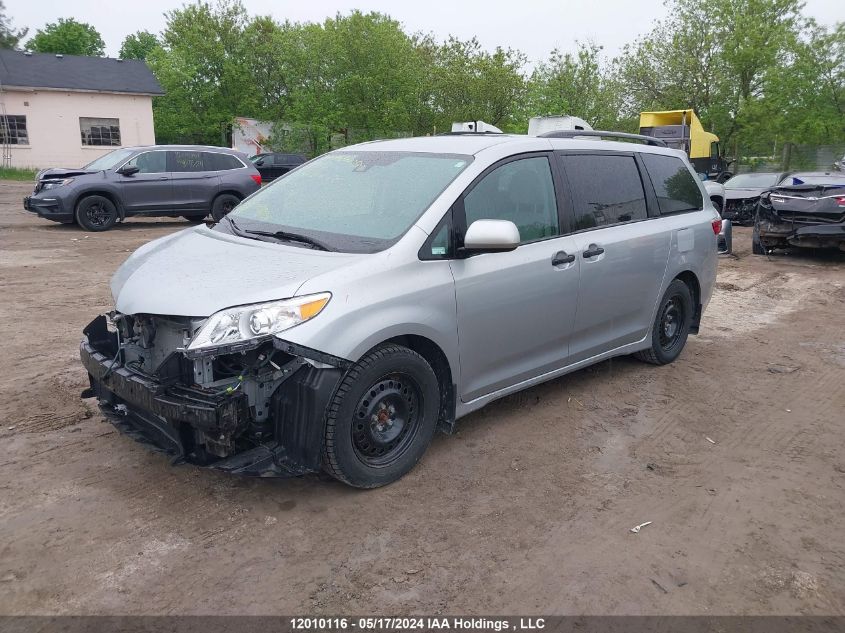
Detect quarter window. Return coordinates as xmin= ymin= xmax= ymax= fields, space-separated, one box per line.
xmin=123 ymin=151 xmax=167 ymax=174
xmin=80 ymin=117 xmax=121 ymax=146
xmin=561 ymin=154 xmax=647 ymax=230
xmin=464 ymin=156 xmax=559 ymax=243
xmin=204 ymin=152 xmax=243 ymax=171
xmin=0 ymin=115 xmax=28 ymax=145
xmin=641 ymin=154 xmax=703 ymax=215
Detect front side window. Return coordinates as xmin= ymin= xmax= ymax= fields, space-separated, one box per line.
xmin=169 ymin=151 xmax=204 ymax=172
xmin=463 ymin=156 xmax=559 ymax=243
xmin=642 ymin=153 xmax=703 ymax=215
xmin=123 ymin=151 xmax=167 ymax=174
xmin=0 ymin=115 xmax=28 ymax=145
xmin=80 ymin=117 xmax=121 ymax=146
xmin=222 ymin=151 xmax=472 ymax=253
xmin=561 ymin=154 xmax=647 ymax=230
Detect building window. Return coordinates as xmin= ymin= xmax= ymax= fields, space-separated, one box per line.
xmin=80 ymin=117 xmax=121 ymax=146
xmin=0 ymin=115 xmax=29 ymax=145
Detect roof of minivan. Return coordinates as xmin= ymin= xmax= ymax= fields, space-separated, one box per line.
xmin=346 ymin=134 xmax=684 ymax=157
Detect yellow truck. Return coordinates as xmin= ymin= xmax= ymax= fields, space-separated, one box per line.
xmin=639 ymin=110 xmax=731 ymax=181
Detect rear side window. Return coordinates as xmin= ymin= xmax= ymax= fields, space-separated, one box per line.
xmin=168 ymin=151 xmax=204 ymax=172
xmin=205 ymin=152 xmax=243 ymax=171
xmin=642 ymin=154 xmax=703 ymax=214
xmin=561 ymin=154 xmax=647 ymax=230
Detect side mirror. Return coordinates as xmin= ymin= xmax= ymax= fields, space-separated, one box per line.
xmin=463 ymin=219 xmax=520 ymax=253
xmin=117 ymin=165 xmax=139 ymax=176
xmin=255 ymin=159 xmax=265 ymax=166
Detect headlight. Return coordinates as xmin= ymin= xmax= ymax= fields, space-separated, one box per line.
xmin=186 ymin=293 xmax=331 ymax=351
xmin=40 ymin=178 xmax=74 ymax=190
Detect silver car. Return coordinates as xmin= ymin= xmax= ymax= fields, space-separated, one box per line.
xmin=80 ymin=131 xmax=720 ymax=487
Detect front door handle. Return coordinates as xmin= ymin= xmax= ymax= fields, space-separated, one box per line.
xmin=551 ymin=251 xmax=575 ymax=266
xmin=583 ymin=245 xmax=605 ymax=258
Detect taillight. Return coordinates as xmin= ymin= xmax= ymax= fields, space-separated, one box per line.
xmin=711 ymin=219 xmax=722 ymax=235
xmin=251 ymin=174 xmax=262 ymax=186
xmin=835 ymin=196 xmax=845 ymax=207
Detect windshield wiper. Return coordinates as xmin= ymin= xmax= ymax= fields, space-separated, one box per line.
xmin=222 ymin=215 xmax=331 ymax=251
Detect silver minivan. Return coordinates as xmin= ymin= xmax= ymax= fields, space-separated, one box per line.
xmin=80 ymin=130 xmax=720 ymax=487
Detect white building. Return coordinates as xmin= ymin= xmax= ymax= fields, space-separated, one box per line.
xmin=0 ymin=50 xmax=163 ymax=169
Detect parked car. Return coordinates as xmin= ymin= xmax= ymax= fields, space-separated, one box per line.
xmin=752 ymin=172 xmax=845 ymax=254
xmin=80 ymin=130 xmax=720 ymax=488
xmin=249 ymin=152 xmax=307 ymax=182
xmin=24 ymin=145 xmax=261 ymax=231
xmin=721 ymin=172 xmax=790 ymax=225
xmin=833 ymin=154 xmax=844 ymax=171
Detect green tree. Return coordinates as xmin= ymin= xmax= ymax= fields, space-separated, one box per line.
xmin=148 ymin=0 xmax=261 ymax=144
xmin=615 ymin=0 xmax=806 ymax=153
xmin=527 ymin=42 xmax=625 ymax=130
xmin=27 ymin=18 xmax=105 ymax=56
xmin=0 ymin=1 xmax=27 ymax=49
xmin=119 ymin=30 xmax=160 ymax=60
xmin=430 ymin=37 xmax=527 ymax=131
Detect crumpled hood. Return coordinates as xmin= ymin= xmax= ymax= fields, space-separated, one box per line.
xmin=725 ymin=187 xmax=768 ymax=200
xmin=111 ymin=226 xmax=360 ymax=317
xmin=37 ymin=167 xmax=97 ymax=180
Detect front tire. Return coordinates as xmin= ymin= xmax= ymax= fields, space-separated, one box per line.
xmin=211 ymin=193 xmax=240 ymax=222
xmin=635 ymin=279 xmax=693 ymax=366
xmin=75 ymin=195 xmax=118 ymax=232
xmin=323 ymin=345 xmax=440 ymax=488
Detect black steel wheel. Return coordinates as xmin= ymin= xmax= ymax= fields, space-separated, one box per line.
xmin=634 ymin=279 xmax=693 ymax=365
xmin=75 ymin=195 xmax=118 ymax=232
xmin=211 ymin=193 xmax=240 ymax=222
xmin=657 ymin=295 xmax=685 ymax=351
xmin=351 ymin=373 xmax=422 ymax=467
xmin=323 ymin=344 xmax=440 ymax=488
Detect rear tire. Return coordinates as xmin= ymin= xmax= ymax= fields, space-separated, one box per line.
xmin=635 ymin=279 xmax=693 ymax=366
xmin=323 ymin=344 xmax=440 ymax=488
xmin=75 ymin=195 xmax=118 ymax=232
xmin=211 ymin=193 xmax=240 ymax=222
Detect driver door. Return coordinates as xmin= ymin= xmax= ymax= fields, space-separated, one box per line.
xmin=118 ymin=150 xmax=172 ymax=212
xmin=449 ymin=154 xmax=582 ymax=403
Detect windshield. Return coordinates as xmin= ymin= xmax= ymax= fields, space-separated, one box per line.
xmin=222 ymin=151 xmax=472 ymax=253
xmin=780 ymin=174 xmax=845 ymax=186
xmin=83 ymin=148 xmax=136 ymax=171
xmin=724 ymin=173 xmax=781 ymax=189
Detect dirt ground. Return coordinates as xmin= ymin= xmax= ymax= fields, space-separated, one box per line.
xmin=1 ymin=178 xmax=844 ymax=616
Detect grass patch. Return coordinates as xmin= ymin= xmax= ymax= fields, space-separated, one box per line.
xmin=0 ymin=166 xmax=38 ymax=181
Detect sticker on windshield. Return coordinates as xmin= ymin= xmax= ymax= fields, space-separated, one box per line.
xmin=454 ymin=161 xmax=466 ymax=168
xmin=431 ymin=246 xmax=447 ymax=255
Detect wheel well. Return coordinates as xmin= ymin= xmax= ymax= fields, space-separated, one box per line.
xmin=74 ymin=191 xmax=123 ymax=219
xmin=710 ymin=195 xmax=724 ymax=213
xmin=215 ymin=190 xmax=243 ymax=202
xmin=674 ymin=270 xmax=701 ymax=334
xmin=385 ymin=335 xmax=456 ymax=434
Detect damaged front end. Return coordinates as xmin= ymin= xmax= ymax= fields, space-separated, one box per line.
xmin=755 ymin=185 xmax=845 ymax=252
xmin=80 ymin=312 xmax=346 ymax=477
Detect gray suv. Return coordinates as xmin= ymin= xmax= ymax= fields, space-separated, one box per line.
xmin=80 ymin=131 xmax=719 ymax=487
xmin=24 ymin=145 xmax=261 ymax=231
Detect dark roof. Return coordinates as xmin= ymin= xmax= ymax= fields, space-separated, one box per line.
xmin=0 ymin=50 xmax=163 ymax=95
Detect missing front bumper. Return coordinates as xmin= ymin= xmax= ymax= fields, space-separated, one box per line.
xmin=80 ymin=322 xmax=343 ymax=477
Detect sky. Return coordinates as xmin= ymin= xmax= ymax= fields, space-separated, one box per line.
xmin=5 ymin=0 xmax=845 ymax=63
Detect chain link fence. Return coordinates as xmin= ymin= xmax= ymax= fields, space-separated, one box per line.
xmin=733 ymin=143 xmax=845 ymax=174
xmin=267 ymin=122 xmax=413 ymax=158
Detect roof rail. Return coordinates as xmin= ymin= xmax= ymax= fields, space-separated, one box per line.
xmin=538 ymin=129 xmax=667 ymax=147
